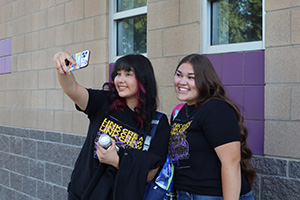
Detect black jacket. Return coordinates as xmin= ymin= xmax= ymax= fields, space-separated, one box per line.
xmin=79 ymin=148 xmax=161 ymax=200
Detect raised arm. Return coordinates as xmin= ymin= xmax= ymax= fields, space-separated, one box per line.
xmin=53 ymin=52 xmax=89 ymax=111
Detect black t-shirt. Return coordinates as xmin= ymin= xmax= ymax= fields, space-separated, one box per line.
xmin=68 ymin=89 xmax=170 ymax=199
xmin=170 ymin=99 xmax=251 ymax=196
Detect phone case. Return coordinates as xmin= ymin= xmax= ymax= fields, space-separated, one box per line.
xmin=69 ymin=50 xmax=90 ymax=71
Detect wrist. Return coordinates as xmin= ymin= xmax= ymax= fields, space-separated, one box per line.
xmin=113 ymin=155 xmax=119 ymax=169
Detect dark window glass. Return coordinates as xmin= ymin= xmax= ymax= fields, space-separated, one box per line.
xmin=117 ymin=0 xmax=147 ymax=12
xmin=210 ymin=0 xmax=262 ymax=45
xmin=117 ymin=15 xmax=147 ymax=56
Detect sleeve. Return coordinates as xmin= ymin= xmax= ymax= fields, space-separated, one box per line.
xmin=75 ymin=89 xmax=109 ymax=117
xmin=115 ymin=149 xmax=161 ymax=200
xmin=148 ymin=114 xmax=170 ymax=167
xmin=202 ymin=102 xmax=240 ymax=148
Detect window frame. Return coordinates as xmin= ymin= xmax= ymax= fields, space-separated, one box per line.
xmin=109 ymin=1 xmax=147 ymax=62
xmin=200 ymin=0 xmax=265 ymax=54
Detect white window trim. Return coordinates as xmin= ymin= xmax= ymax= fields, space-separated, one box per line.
xmin=200 ymin=0 xmax=265 ymax=54
xmin=109 ymin=1 xmax=147 ymax=63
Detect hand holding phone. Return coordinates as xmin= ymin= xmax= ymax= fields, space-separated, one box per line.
xmin=68 ymin=50 xmax=90 ymax=72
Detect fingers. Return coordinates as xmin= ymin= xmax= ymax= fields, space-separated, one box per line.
xmin=64 ymin=52 xmax=76 ymax=67
xmin=96 ymin=150 xmax=101 ymax=162
xmin=53 ymin=58 xmax=65 ymax=74
xmin=96 ymin=141 xmax=105 ymax=152
xmin=96 ymin=141 xmax=107 ymax=162
xmin=53 ymin=52 xmax=77 ymax=75
xmin=111 ymin=139 xmax=119 ymax=152
xmin=53 ymin=52 xmax=68 ymax=74
xmin=111 ymin=138 xmax=116 ymax=147
xmin=95 ymin=142 xmax=102 ymax=161
xmin=53 ymin=51 xmax=64 ymax=60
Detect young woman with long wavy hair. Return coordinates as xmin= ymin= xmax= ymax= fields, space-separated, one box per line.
xmin=170 ymin=54 xmax=256 ymax=200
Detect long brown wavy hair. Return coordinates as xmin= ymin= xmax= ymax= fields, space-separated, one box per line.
xmin=175 ymin=54 xmax=256 ymax=185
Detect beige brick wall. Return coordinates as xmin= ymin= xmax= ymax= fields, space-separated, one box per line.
xmin=147 ymin=0 xmax=201 ymax=115
xmin=0 ymin=0 xmax=202 ymax=134
xmin=2 ymin=0 xmax=299 ymax=161
xmin=292 ymin=8 xmax=300 ymax=44
xmin=264 ymin=0 xmax=300 ymax=159
xmin=0 ymin=0 xmax=109 ymax=135
xmin=265 ymin=10 xmax=290 ymax=47
xmin=265 ymin=0 xmax=300 ymax=11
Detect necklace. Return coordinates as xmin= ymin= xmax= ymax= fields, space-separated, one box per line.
xmin=185 ymin=104 xmax=193 ymax=118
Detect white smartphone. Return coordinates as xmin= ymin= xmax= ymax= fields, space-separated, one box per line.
xmin=68 ymin=50 xmax=90 ymax=72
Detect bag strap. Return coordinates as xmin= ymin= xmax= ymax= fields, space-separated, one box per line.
xmin=166 ymin=155 xmax=174 ymax=191
xmin=172 ymin=103 xmax=185 ymax=120
xmin=142 ymin=112 xmax=164 ymax=151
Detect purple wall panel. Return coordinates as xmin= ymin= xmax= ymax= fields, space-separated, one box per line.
xmin=0 ymin=38 xmax=12 ymax=74
xmin=224 ymin=86 xmax=244 ymax=115
xmin=244 ymin=51 xmax=265 ymax=85
xmin=5 ymin=38 xmax=12 ymax=56
xmin=0 ymin=39 xmax=5 ymax=56
xmin=0 ymin=57 xmax=4 ymax=73
xmin=244 ymin=86 xmax=264 ymax=120
xmin=206 ymin=51 xmax=265 ymax=155
xmin=244 ymin=120 xmax=264 ymax=155
xmin=109 ymin=63 xmax=114 ymax=82
xmin=5 ymin=56 xmax=11 ymax=73
xmin=0 ymin=38 xmax=11 ymax=56
xmin=222 ymin=52 xmax=244 ymax=85
xmin=205 ymin=54 xmax=222 ymax=80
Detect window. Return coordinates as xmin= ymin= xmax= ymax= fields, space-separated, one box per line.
xmin=201 ymin=0 xmax=265 ymax=54
xmin=110 ymin=0 xmax=147 ymax=62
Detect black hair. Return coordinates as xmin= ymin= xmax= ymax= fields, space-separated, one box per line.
xmin=104 ymin=54 xmax=158 ymax=131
